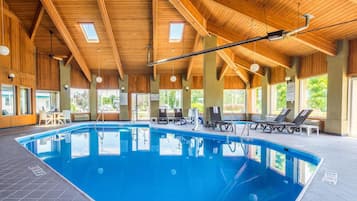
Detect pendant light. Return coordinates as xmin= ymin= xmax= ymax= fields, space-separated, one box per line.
xmin=250 ymin=20 xmax=259 ymax=72
xmin=0 ymin=0 xmax=10 ymax=56
xmin=170 ymin=48 xmax=176 ymax=82
xmin=96 ymin=49 xmax=103 ymax=83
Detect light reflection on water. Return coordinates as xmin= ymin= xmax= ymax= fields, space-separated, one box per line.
xmin=22 ymin=127 xmax=318 ymax=201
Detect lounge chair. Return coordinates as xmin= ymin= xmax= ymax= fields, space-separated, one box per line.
xmin=263 ymin=109 xmax=313 ymax=134
xmin=250 ymin=108 xmax=291 ymax=130
xmin=208 ymin=106 xmax=233 ymax=132
xmin=158 ymin=108 xmax=168 ymax=124
xmin=174 ymin=108 xmax=186 ymax=125
xmin=39 ymin=110 xmax=54 ymax=125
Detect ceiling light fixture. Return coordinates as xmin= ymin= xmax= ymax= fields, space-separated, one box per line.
xmin=170 ymin=48 xmax=177 ymax=83
xmin=0 ymin=0 xmax=9 ymax=56
xmin=250 ymin=21 xmax=259 ymax=73
xmin=96 ymin=48 xmax=103 ymax=83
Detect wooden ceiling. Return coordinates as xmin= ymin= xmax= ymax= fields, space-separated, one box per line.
xmin=4 ymin=0 xmax=357 ymax=81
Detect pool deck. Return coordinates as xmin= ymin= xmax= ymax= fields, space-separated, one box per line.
xmin=0 ymin=122 xmax=357 ymax=201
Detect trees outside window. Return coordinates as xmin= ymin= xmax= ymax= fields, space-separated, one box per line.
xmin=191 ymin=90 xmax=204 ymax=113
xmin=1 ymin=85 xmax=15 ymax=116
xmin=271 ymin=83 xmax=287 ymax=114
xmin=70 ymin=88 xmax=89 ymax=113
xmin=97 ymin=89 xmax=120 ymax=113
xmin=251 ymin=87 xmax=262 ymax=113
xmin=300 ymin=75 xmax=328 ymax=118
xmin=36 ymin=91 xmax=60 ymax=113
xmin=223 ymin=89 xmax=246 ymax=113
xmin=159 ymin=90 xmax=182 ymax=112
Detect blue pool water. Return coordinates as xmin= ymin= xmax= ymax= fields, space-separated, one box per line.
xmin=18 ymin=123 xmax=320 ymax=201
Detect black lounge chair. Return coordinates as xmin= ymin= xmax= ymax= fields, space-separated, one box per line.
xmin=263 ymin=109 xmax=313 ymax=134
xmin=208 ymin=106 xmax=233 ymax=132
xmin=250 ymin=108 xmax=291 ymax=130
xmin=174 ymin=108 xmax=186 ymax=125
xmin=158 ymin=108 xmax=168 ymax=124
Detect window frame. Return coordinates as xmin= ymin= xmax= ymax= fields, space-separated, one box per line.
xmin=270 ymin=82 xmax=287 ymax=115
xmin=97 ymin=89 xmax=120 ymax=113
xmin=20 ymin=87 xmax=32 ymax=115
xmin=159 ymin=89 xmax=183 ymax=113
xmin=70 ymin=88 xmax=90 ymax=113
xmin=35 ymin=90 xmax=60 ymax=113
xmin=223 ymin=89 xmax=246 ymax=114
xmin=79 ymin=22 xmax=99 ymax=43
xmin=1 ymin=84 xmax=16 ymax=116
xmin=190 ymin=89 xmax=204 ymax=113
xmin=169 ymin=22 xmax=185 ymax=43
xmin=251 ymin=87 xmax=262 ymax=114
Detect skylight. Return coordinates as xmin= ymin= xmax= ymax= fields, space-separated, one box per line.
xmin=169 ymin=22 xmax=184 ymax=43
xmin=79 ymin=23 xmax=99 ymax=43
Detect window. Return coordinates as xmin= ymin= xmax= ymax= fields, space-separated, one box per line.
xmin=36 ymin=91 xmax=60 ymax=113
xmin=270 ymin=83 xmax=287 ymax=115
xmin=269 ymin=149 xmax=286 ymax=175
xmin=97 ymin=89 xmax=120 ymax=113
xmin=70 ymin=88 xmax=89 ymax=113
xmin=191 ymin=89 xmax=204 ymax=113
xmin=20 ymin=88 xmax=32 ymax=115
xmin=300 ymin=74 xmax=328 ymax=118
xmin=251 ymin=87 xmax=262 ymax=113
xmin=1 ymin=85 xmax=15 ymax=116
xmin=159 ymin=90 xmax=182 ymax=112
xmin=79 ymin=23 xmax=99 ymax=43
xmin=223 ymin=89 xmax=246 ymax=113
xmin=169 ymin=22 xmax=184 ymax=42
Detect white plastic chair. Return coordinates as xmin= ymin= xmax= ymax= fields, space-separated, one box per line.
xmin=39 ymin=111 xmax=53 ymax=125
xmin=63 ymin=110 xmax=72 ymax=124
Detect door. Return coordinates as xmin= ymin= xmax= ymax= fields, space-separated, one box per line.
xmin=350 ymin=78 xmax=357 ymax=137
xmin=131 ymin=93 xmax=150 ymax=121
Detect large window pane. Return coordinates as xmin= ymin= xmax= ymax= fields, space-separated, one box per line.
xmin=223 ymin=89 xmax=246 ymax=113
xmin=36 ymin=91 xmax=60 ymax=113
xmin=191 ymin=89 xmax=204 ymax=113
xmin=97 ymin=89 xmax=120 ymax=113
xmin=159 ymin=89 xmax=182 ymax=112
xmin=300 ymin=75 xmax=327 ymax=118
xmin=251 ymin=87 xmax=262 ymax=113
xmin=270 ymin=83 xmax=287 ymax=115
xmin=1 ymin=85 xmax=15 ymax=116
xmin=269 ymin=149 xmax=286 ymax=175
xmin=20 ymin=88 xmax=32 ymax=115
xmin=70 ymin=88 xmax=89 ymax=113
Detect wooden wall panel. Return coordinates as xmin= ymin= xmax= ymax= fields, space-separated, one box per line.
xmin=96 ymin=70 xmax=119 ymax=89
xmin=191 ymin=76 xmax=203 ymax=89
xmin=159 ymin=74 xmax=182 ymax=89
xmin=224 ymin=76 xmax=246 ymax=89
xmin=299 ymin=52 xmax=327 ymax=79
xmin=36 ymin=54 xmax=60 ymax=91
xmin=348 ymin=39 xmax=357 ymax=76
xmin=250 ymin=74 xmax=262 ymax=88
xmin=270 ymin=67 xmax=286 ymax=84
xmin=71 ymin=61 xmax=90 ymax=89
xmin=0 ymin=13 xmax=36 ymax=128
xmin=128 ymin=74 xmax=150 ymax=93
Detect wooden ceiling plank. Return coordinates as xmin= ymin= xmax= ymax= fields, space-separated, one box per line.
xmin=219 ymin=63 xmax=229 ymax=81
xmin=217 ymin=48 xmax=249 ymax=83
xmin=65 ymin=54 xmax=73 ymax=66
xmin=169 ymin=0 xmax=209 ymax=36
xmin=97 ymin=0 xmax=124 ymax=80
xmin=40 ymin=0 xmax=92 ymax=82
xmin=152 ymin=0 xmax=158 ymax=81
xmin=213 ymin=0 xmax=336 ymax=56
xmin=29 ymin=4 xmax=44 ymax=42
xmin=186 ymin=33 xmax=201 ymax=80
xmin=208 ymin=23 xmax=291 ymax=68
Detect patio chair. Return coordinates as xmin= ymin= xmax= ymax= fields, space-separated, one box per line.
xmin=57 ymin=110 xmax=72 ymax=124
xmin=208 ymin=106 xmax=233 ymax=132
xmin=263 ymin=109 xmax=313 ymax=134
xmin=38 ymin=110 xmax=54 ymax=125
xmin=174 ymin=108 xmax=186 ymax=125
xmin=158 ymin=108 xmax=168 ymax=124
xmin=250 ymin=108 xmax=291 ymax=130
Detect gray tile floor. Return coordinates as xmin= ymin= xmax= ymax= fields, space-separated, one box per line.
xmin=1 ymin=122 xmax=357 ymax=201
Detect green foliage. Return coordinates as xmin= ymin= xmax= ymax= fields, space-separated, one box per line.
xmin=159 ymin=90 xmax=182 ymax=109
xmin=306 ymin=76 xmax=327 ymax=113
xmin=276 ymin=83 xmax=287 ymax=111
xmin=191 ymin=90 xmax=204 ymax=113
xmin=255 ymin=88 xmax=262 ymax=113
xmin=223 ymin=90 xmax=245 ymax=113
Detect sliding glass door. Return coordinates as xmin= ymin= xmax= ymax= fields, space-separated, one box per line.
xmin=131 ymin=93 xmax=150 ymax=121
xmin=350 ymin=78 xmax=357 ymax=137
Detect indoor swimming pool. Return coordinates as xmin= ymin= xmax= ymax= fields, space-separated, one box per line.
xmin=17 ymin=123 xmax=321 ymax=201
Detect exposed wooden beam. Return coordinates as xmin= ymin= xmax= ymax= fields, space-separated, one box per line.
xmin=152 ymin=0 xmax=159 ymax=81
xmin=169 ymin=0 xmax=209 ymax=36
xmin=214 ymin=0 xmax=336 ymax=56
xmin=97 ymin=0 xmax=124 ymax=80
xmin=65 ymin=54 xmax=73 ymax=66
xmin=40 ymin=0 xmax=92 ymax=82
xmin=208 ymin=23 xmax=291 ymax=69
xmin=217 ymin=47 xmax=249 ymax=83
xmin=219 ymin=63 xmax=229 ymax=81
xmin=3 ymin=7 xmax=21 ymax=22
xmin=186 ymin=33 xmax=201 ymax=80
xmin=29 ymin=4 xmax=44 ymax=42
